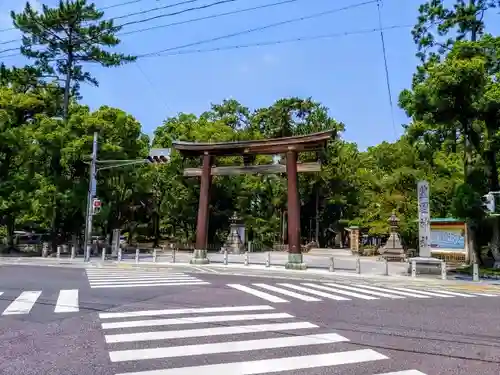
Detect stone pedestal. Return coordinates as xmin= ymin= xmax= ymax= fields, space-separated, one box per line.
xmin=285 ymin=253 xmax=307 ymax=270
xmin=221 ymin=213 xmax=245 ymax=254
xmin=379 ymin=212 xmax=406 ymax=261
xmin=408 ymin=256 xmax=443 ymax=275
xmin=190 ymin=249 xmax=209 ymax=264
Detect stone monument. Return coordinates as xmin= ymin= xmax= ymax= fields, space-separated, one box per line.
xmin=379 ymin=212 xmax=406 ymax=261
xmin=220 ymin=213 xmax=245 ymax=254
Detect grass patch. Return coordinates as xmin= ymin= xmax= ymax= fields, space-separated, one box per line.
xmin=455 ymin=265 xmax=500 ymax=277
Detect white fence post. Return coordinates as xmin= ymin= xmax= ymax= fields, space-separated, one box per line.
xmin=117 ymin=248 xmax=122 ymax=262
xmin=56 ymin=246 xmax=61 ymax=259
xmin=223 ymin=250 xmax=228 ymax=265
xmin=472 ymin=263 xmax=479 ymax=281
xmin=329 ymin=257 xmax=334 ymax=272
xmin=70 ymin=246 xmax=76 ymax=260
xmin=384 ymin=258 xmax=389 ymax=276
xmin=101 ymin=247 xmax=106 ymax=261
xmin=135 ymin=248 xmax=139 ymax=264
xmin=356 ymin=257 xmax=361 ymax=274
xmin=153 ymin=249 xmax=157 ymax=263
xmin=441 ymin=261 xmax=447 ymax=280
xmin=411 ymin=260 xmax=417 ymax=277
xmin=265 ymin=252 xmax=270 ymax=268
xmin=244 ymin=251 xmax=249 ymax=266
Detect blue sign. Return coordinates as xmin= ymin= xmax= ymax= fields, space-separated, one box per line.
xmin=430 ymin=229 xmax=465 ymax=250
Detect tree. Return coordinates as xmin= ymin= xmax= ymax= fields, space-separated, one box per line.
xmin=11 ymin=0 xmax=135 ymax=121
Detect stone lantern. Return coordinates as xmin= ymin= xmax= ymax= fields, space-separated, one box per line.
xmin=220 ymin=212 xmax=245 ymax=254
xmin=379 ymin=211 xmax=405 ymax=261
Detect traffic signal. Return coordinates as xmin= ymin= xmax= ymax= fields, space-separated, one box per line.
xmin=482 ymin=193 xmax=495 ymax=213
xmin=92 ymin=198 xmax=102 ymax=215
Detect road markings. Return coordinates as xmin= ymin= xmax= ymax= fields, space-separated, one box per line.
xmin=253 ymin=283 xmax=321 ymax=301
xmin=2 ymin=291 xmax=42 ymax=315
xmin=99 ymin=304 xmax=275 ymax=319
xmin=352 ymin=285 xmax=432 ymax=298
xmin=85 ymin=269 xmax=209 ymax=289
xmin=374 ymin=371 xmax=428 ymax=375
xmin=324 ymin=282 xmax=406 ymax=299
xmin=278 ymin=283 xmax=350 ymax=301
xmin=54 ymin=289 xmax=79 ymax=313
xmin=100 ymin=303 xmax=426 ymax=375
xmin=302 ymin=283 xmax=379 ymax=300
xmin=227 ymin=284 xmax=289 ymax=303
xmin=102 ymin=312 xmax=293 ymax=330
xmin=105 ymin=321 xmax=318 ymax=343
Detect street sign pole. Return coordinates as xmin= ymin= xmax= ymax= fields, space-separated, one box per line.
xmin=84 ymin=132 xmax=98 ymax=262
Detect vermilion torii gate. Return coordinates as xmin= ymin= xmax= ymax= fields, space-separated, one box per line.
xmin=149 ymin=130 xmax=335 ymax=269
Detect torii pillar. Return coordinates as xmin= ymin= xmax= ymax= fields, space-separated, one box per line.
xmin=191 ymin=153 xmax=212 ymax=264
xmin=285 ymin=150 xmax=307 ymax=269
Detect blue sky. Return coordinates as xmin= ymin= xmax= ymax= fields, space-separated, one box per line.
xmin=1 ymin=0 xmax=499 ymax=150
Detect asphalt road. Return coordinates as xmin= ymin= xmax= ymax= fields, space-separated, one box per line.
xmin=0 ymin=264 xmax=499 ymax=375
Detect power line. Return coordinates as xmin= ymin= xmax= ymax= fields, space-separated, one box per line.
xmin=0 ymin=24 xmax=410 ymax=60
xmin=376 ymin=0 xmax=397 ymax=138
xmin=138 ymin=0 xmax=379 ymax=57
xmin=0 ymin=0 xmax=371 ymax=59
xmin=140 ymin=24 xmax=412 ymax=57
xmin=0 ymin=0 xmax=155 ymax=33
xmin=0 ymin=0 xmax=241 ymax=46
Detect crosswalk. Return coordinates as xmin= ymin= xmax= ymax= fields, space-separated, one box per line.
xmin=227 ymin=282 xmax=500 ymax=303
xmin=85 ymin=269 xmax=209 ymax=289
xmin=98 ymin=304 xmax=427 ymax=375
xmin=0 ymin=289 xmax=79 ymax=316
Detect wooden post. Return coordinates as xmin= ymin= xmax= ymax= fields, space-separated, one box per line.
xmin=191 ymin=153 xmax=212 ymax=264
xmin=285 ymin=150 xmax=306 ymax=270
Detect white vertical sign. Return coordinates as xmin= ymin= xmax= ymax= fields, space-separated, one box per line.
xmin=417 ymin=180 xmax=431 ymax=258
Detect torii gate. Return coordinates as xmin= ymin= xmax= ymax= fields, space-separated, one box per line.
xmin=149 ymin=130 xmax=335 ymax=269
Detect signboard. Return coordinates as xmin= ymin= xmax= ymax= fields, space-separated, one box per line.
xmin=429 ymin=221 xmax=466 ymax=252
xmin=417 ymin=180 xmax=431 ymax=257
xmin=92 ymin=198 xmax=101 ymax=215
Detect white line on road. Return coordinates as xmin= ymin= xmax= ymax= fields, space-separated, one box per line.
xmin=352 ymin=285 xmax=431 ymax=298
xmin=389 ymin=287 xmax=455 ymax=298
xmin=105 ymin=321 xmax=317 ymax=343
xmin=302 ymin=283 xmax=378 ymax=300
xmin=252 ymin=283 xmax=321 ymax=301
xmin=189 ymin=266 xmax=220 ymax=273
xmin=113 ymin=349 xmax=387 ymax=375
xmin=323 ymin=282 xmax=406 ymax=299
xmin=374 ymin=371 xmax=427 ymax=375
xmin=101 ymin=312 xmax=293 ymax=329
xmin=109 ymin=332 xmax=349 ymax=362
xmin=89 ymin=278 xmax=199 ymax=285
xmin=99 ymin=305 xmax=275 ymax=319
xmin=54 ymin=289 xmax=79 ymax=313
xmin=278 ymin=283 xmax=350 ymax=301
xmin=91 ymin=281 xmax=209 ymax=289
xmin=227 ymin=284 xmax=289 ymax=303
xmin=426 ymin=290 xmax=476 ymax=297
xmin=2 ymin=291 xmax=42 ymax=315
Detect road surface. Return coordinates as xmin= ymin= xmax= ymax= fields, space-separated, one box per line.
xmin=0 ymin=264 xmax=499 ymax=374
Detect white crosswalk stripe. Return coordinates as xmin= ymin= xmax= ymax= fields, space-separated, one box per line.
xmin=85 ymin=269 xmax=209 ymax=288
xmin=0 ymin=289 xmax=80 ymax=315
xmin=99 ymin=304 xmax=427 ymax=375
xmin=226 ymin=282 xmax=500 ymax=304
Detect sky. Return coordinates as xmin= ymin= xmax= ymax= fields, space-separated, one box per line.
xmin=0 ymin=0 xmax=499 ymax=150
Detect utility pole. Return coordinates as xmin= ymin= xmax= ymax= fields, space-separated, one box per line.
xmin=83 ymin=132 xmax=98 ymax=262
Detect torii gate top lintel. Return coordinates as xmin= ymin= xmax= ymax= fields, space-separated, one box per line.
xmin=171 ymin=129 xmax=335 ymax=157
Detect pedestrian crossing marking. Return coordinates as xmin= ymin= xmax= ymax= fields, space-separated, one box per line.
xmin=302 ymin=283 xmax=378 ymax=300
xmin=109 ymin=332 xmax=349 ymax=362
xmin=100 ymin=303 xmax=426 ymax=375
xmin=1 ymin=289 xmax=79 ymax=316
xmin=85 ymin=269 xmax=209 ymax=289
xmin=99 ymin=304 xmax=274 ymax=320
xmin=278 ymin=283 xmax=350 ymax=300
xmin=375 ymin=371 xmax=427 ymax=375
xmin=104 ymin=322 xmax=318 ymax=344
xmin=227 ymin=284 xmax=289 ymax=303
xmin=2 ymin=291 xmax=41 ymax=315
xmin=226 ymin=281 xmax=500 ymax=304
xmin=101 ymin=312 xmax=293 ymax=330
xmin=54 ymin=289 xmax=79 ymax=313
xmin=324 ymin=282 xmax=406 ymax=299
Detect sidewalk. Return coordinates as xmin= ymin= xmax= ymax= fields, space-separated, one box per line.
xmin=2 ymin=256 xmax=500 ymax=290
